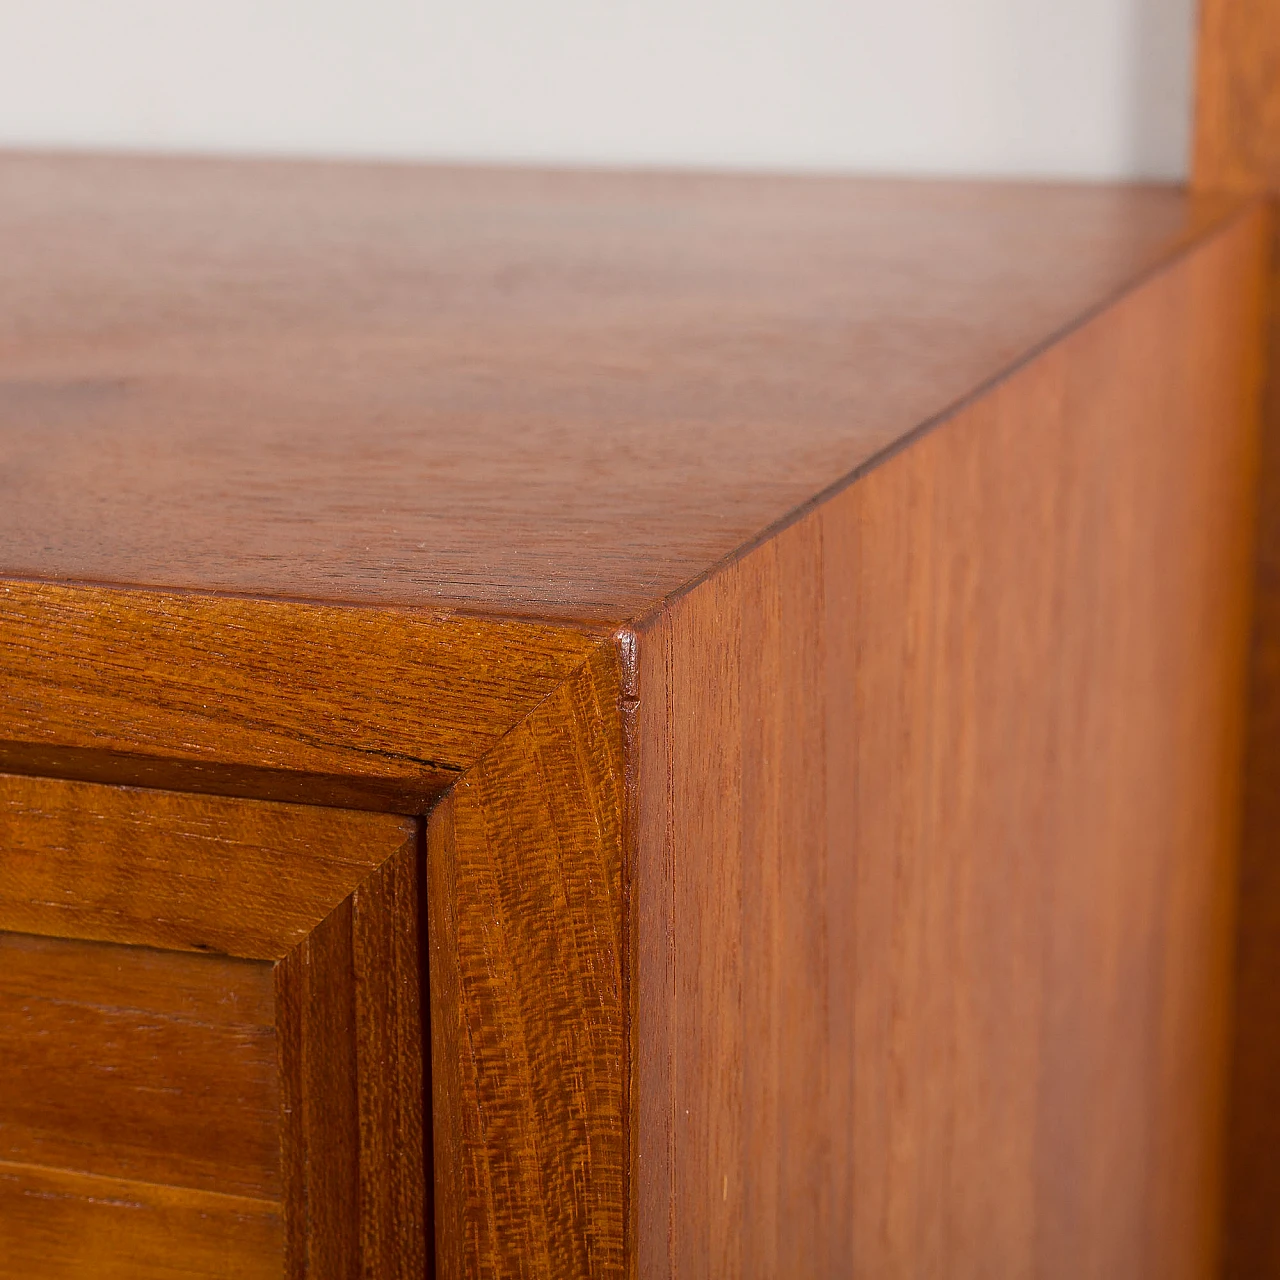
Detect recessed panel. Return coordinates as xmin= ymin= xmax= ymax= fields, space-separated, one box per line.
xmin=0 ymin=1162 xmax=281 ymax=1280
xmin=0 ymin=931 xmax=283 ymax=1276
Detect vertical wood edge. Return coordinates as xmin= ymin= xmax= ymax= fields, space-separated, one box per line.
xmin=615 ymin=627 xmax=641 ymax=1280
xmin=630 ymin=609 xmax=676 ymax=1280
xmin=275 ymin=942 xmax=307 ymax=1280
xmin=1192 ymin=7 xmax=1280 ymax=1273
xmin=275 ymin=901 xmax=360 ymax=1278
xmin=352 ymin=833 xmax=429 ymax=1280
xmin=425 ymin=641 xmax=628 ymax=1279
xmin=276 ymin=829 xmax=426 ymax=1279
xmin=426 ymin=795 xmax=466 ymax=1280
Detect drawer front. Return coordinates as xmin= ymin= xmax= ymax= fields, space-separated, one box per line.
xmin=0 ymin=773 xmax=425 ymax=1279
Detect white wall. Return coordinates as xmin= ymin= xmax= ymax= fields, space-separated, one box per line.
xmin=0 ymin=0 xmax=1196 ymax=180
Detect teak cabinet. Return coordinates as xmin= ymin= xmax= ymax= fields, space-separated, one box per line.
xmin=0 ymin=147 xmax=1275 ymax=1277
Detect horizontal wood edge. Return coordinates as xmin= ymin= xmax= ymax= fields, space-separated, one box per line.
xmin=2 ymin=208 xmax=1259 ymax=817
xmin=0 ymin=579 xmax=606 ymax=812
xmin=0 ymin=738 xmax=453 ymax=814
xmin=0 ymin=1156 xmax=281 ymax=1215
xmin=0 ymin=772 xmax=417 ymax=957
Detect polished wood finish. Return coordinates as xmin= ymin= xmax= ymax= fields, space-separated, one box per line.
xmin=0 ymin=776 xmax=423 ymax=1276
xmin=0 ymin=1163 xmax=283 ymax=1280
xmin=427 ymin=645 xmax=626 ymax=1280
xmin=0 ymin=152 xmax=1267 ymax=1277
xmin=0 ymin=772 xmax=414 ymax=956
xmin=634 ymin=211 xmax=1265 ymax=1277
xmin=1195 ymin=0 xmax=1280 ymax=193
xmin=0 ymin=933 xmax=285 ymax=1276
xmin=0 ymin=933 xmax=279 ymax=1199
xmin=0 ymin=581 xmax=599 ymax=810
xmin=277 ymin=840 xmax=428 ymax=1280
xmin=1195 ymin=6 xmax=1280 ymax=1276
xmin=0 ymin=153 xmax=1246 ymax=622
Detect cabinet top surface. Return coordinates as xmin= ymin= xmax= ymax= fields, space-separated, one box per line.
xmin=0 ymin=151 xmax=1242 ymax=624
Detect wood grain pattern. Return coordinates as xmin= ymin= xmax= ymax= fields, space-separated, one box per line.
xmin=0 ymin=151 xmax=1268 ymax=1278
xmin=352 ymin=842 xmax=431 ymax=1278
xmin=1194 ymin=7 xmax=1280 ymax=1276
xmin=0 ymin=152 xmax=1249 ymax=621
xmin=427 ymin=644 xmax=626 ymax=1280
xmin=277 ymin=837 xmax=427 ymax=1279
xmin=0 ymin=581 xmax=601 ymax=809
xmin=0 ymin=1160 xmax=282 ymax=1280
xmin=1195 ymin=0 xmax=1280 ymax=193
xmin=0 ymin=772 xmax=415 ymax=957
xmin=0 ymin=775 xmax=424 ymax=1275
xmin=633 ymin=207 xmax=1265 ymax=1279
xmin=278 ymin=902 xmax=360 ymax=1279
xmin=0 ymin=932 xmax=279 ymax=1200
xmin=1222 ymin=275 xmax=1280 ymax=1280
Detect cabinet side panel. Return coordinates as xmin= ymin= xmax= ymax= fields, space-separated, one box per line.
xmin=635 ymin=214 xmax=1265 ymax=1278
xmin=1223 ymin=250 xmax=1280 ymax=1276
xmin=427 ymin=645 xmax=626 ymax=1279
xmin=1195 ymin=10 xmax=1280 ymax=1272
